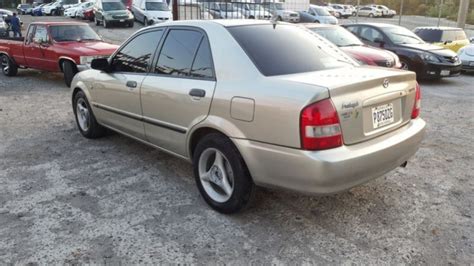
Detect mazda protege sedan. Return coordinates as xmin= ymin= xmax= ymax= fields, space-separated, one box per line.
xmin=71 ymin=20 xmax=425 ymax=213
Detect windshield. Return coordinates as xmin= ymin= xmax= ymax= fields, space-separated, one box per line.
xmin=218 ymin=3 xmax=237 ymax=12
xmin=145 ymin=2 xmax=169 ymax=11
xmin=103 ymin=2 xmax=126 ymax=11
xmin=310 ymin=27 xmax=363 ymax=47
xmin=248 ymin=4 xmax=264 ymax=11
xmin=384 ymin=26 xmax=425 ymax=44
xmin=50 ymin=25 xmax=102 ymax=42
xmin=21 ymin=4 xmax=31 ymax=8
xmin=314 ymin=7 xmax=330 ymax=16
xmin=228 ymin=24 xmax=353 ymax=76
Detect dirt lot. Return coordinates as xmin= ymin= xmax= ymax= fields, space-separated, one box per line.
xmin=0 ymin=15 xmax=473 ymax=264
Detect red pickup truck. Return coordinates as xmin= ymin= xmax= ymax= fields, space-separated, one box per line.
xmin=0 ymin=22 xmax=118 ymax=86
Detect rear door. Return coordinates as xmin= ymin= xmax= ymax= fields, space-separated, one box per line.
xmin=92 ymin=29 xmax=164 ymax=139
xmin=140 ymin=27 xmax=216 ymax=156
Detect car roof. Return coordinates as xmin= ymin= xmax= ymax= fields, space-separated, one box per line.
xmin=301 ymin=23 xmax=338 ymax=29
xmin=344 ymin=22 xmax=401 ymax=28
xmin=146 ymin=19 xmax=271 ymax=29
xmin=414 ymin=26 xmax=463 ymax=31
xmin=32 ymin=21 xmax=90 ymax=26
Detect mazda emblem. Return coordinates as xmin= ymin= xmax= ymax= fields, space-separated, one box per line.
xmin=383 ymin=79 xmax=389 ymax=88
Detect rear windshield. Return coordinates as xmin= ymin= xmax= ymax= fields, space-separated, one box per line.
xmin=415 ymin=29 xmax=442 ymax=42
xmin=227 ymin=24 xmax=353 ymax=76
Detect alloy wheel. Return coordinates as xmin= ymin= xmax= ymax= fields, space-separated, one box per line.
xmin=1 ymin=55 xmax=10 ymax=75
xmin=198 ymin=148 xmax=234 ymax=203
xmin=76 ymin=98 xmax=90 ymax=132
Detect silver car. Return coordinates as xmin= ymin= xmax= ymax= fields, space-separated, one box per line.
xmin=71 ymin=20 xmax=425 ymax=213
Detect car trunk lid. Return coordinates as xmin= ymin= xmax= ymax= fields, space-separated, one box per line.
xmin=277 ymin=66 xmax=417 ymax=145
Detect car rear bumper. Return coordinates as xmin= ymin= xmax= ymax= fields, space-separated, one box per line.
xmin=234 ymin=118 xmax=426 ymax=194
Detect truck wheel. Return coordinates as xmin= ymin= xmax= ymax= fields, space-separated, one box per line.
xmin=193 ymin=133 xmax=255 ymax=214
xmin=62 ymin=61 xmax=78 ymax=87
xmin=73 ymin=90 xmax=106 ymax=139
xmin=1 ymin=54 xmax=18 ymax=77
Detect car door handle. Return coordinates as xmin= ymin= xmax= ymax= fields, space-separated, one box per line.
xmin=189 ymin=88 xmax=206 ymax=98
xmin=126 ymin=81 xmax=137 ymax=88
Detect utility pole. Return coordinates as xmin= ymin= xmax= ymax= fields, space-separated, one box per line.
xmin=457 ymin=0 xmax=470 ymax=28
xmin=398 ymin=0 xmax=404 ymax=26
xmin=437 ymin=0 xmax=444 ymax=27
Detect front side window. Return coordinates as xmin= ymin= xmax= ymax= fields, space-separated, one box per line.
xmin=359 ymin=26 xmax=384 ymax=43
xmin=228 ymin=24 xmax=352 ymax=76
xmin=155 ymin=29 xmax=203 ymax=77
xmin=33 ymin=26 xmax=49 ymax=43
xmin=111 ymin=30 xmax=163 ymax=73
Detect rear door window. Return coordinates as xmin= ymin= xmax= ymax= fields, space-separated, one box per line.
xmin=190 ymin=37 xmax=214 ymax=79
xmin=154 ymin=29 xmax=203 ymax=77
xmin=227 ymin=24 xmax=350 ymax=76
xmin=358 ymin=26 xmax=383 ymax=43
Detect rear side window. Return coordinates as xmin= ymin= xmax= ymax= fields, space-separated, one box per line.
xmin=415 ymin=29 xmax=442 ymax=42
xmin=155 ymin=29 xmax=203 ymax=77
xmin=190 ymin=37 xmax=214 ymax=79
xmin=111 ymin=30 xmax=163 ymax=73
xmin=227 ymin=24 xmax=349 ymax=76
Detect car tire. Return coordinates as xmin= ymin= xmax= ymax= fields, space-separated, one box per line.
xmin=62 ymin=60 xmax=78 ymax=88
xmin=369 ymin=13 xmax=374 ymax=18
xmin=128 ymin=21 xmax=134 ymax=27
xmin=193 ymin=133 xmax=255 ymax=214
xmin=73 ymin=91 xmax=106 ymax=139
xmin=249 ymin=15 xmax=254 ymax=19
xmin=352 ymin=12 xmax=356 ymax=16
xmin=277 ymin=16 xmax=282 ymax=21
xmin=400 ymin=59 xmax=410 ymax=71
xmin=95 ymin=17 xmax=100 ymax=25
xmin=144 ymin=17 xmax=148 ymax=26
xmin=314 ymin=20 xmax=320 ymax=23
xmin=1 ymin=54 xmax=18 ymax=77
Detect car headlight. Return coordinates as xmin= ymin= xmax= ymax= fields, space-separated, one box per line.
xmin=421 ymin=52 xmax=441 ymax=63
xmin=80 ymin=56 xmax=107 ymax=65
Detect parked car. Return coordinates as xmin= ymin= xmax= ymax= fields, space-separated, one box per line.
xmin=62 ymin=0 xmax=82 ymax=10
xmin=344 ymin=23 xmax=462 ymax=79
xmin=329 ymin=4 xmax=351 ymax=18
xmin=458 ymin=44 xmax=474 ymax=72
xmin=132 ymin=0 xmax=172 ymax=26
xmin=414 ymin=27 xmax=469 ymax=53
xmin=64 ymin=1 xmax=95 ymax=18
xmin=233 ymin=3 xmax=271 ymax=19
xmin=305 ymin=24 xmax=401 ymax=68
xmin=301 ymin=5 xmax=337 ymax=24
xmin=0 ymin=16 xmax=8 ymax=37
xmin=344 ymin=4 xmax=356 ymax=16
xmin=356 ymin=6 xmax=383 ymax=18
xmin=17 ymin=4 xmax=33 ymax=15
xmin=70 ymin=20 xmax=425 ymax=213
xmin=205 ymin=2 xmax=245 ymax=19
xmin=32 ymin=4 xmax=46 ymax=16
xmin=94 ymin=0 xmax=134 ymax=28
xmin=0 ymin=22 xmax=118 ymax=86
xmin=80 ymin=7 xmax=95 ymax=21
xmin=368 ymin=5 xmax=396 ymax=18
xmin=0 ymin=8 xmax=13 ymax=18
xmin=261 ymin=1 xmax=299 ymax=23
xmin=42 ymin=1 xmax=62 ymax=16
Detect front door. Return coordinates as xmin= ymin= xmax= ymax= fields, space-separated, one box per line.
xmin=141 ymin=28 xmax=216 ymax=156
xmin=92 ymin=29 xmax=165 ymax=139
xmin=23 ymin=25 xmax=54 ymax=70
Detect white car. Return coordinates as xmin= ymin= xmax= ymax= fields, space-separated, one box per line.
xmin=64 ymin=1 xmax=95 ymax=18
xmin=357 ymin=6 xmax=383 ymax=17
xmin=132 ymin=0 xmax=172 ymax=26
xmin=233 ymin=3 xmax=271 ymax=20
xmin=329 ymin=4 xmax=351 ymax=18
xmin=369 ymin=5 xmax=396 ymax=18
xmin=458 ymin=44 xmax=474 ymax=72
xmin=261 ymin=1 xmax=299 ymax=23
xmin=42 ymin=1 xmax=62 ymax=16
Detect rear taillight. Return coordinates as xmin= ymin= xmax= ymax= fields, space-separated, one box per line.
xmin=300 ymin=98 xmax=343 ymax=150
xmin=411 ymin=82 xmax=421 ymax=119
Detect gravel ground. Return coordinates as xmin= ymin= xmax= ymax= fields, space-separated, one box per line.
xmin=0 ymin=15 xmax=473 ymax=264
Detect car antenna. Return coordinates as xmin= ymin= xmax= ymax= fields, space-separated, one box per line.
xmin=270 ymin=14 xmax=278 ymax=29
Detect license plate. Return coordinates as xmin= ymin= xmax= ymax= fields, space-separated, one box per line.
xmin=120 ymin=19 xmax=125 ymax=22
xmin=470 ymin=62 xmax=474 ymax=66
xmin=440 ymin=70 xmax=450 ymax=76
xmin=372 ymin=103 xmax=394 ymax=129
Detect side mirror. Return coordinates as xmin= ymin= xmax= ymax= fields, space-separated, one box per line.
xmin=91 ymin=58 xmax=110 ymax=71
xmin=374 ymin=38 xmax=385 ymax=47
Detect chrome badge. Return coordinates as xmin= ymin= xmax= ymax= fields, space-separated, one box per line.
xmin=383 ymin=79 xmax=389 ymax=88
